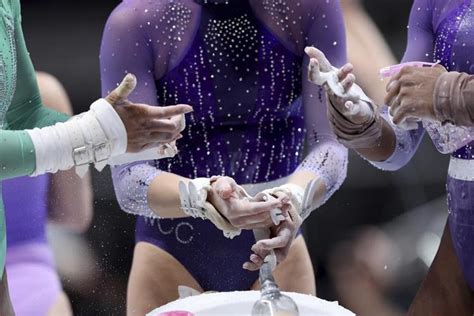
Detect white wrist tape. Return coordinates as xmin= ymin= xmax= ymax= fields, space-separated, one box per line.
xmin=260 ymin=184 xmax=305 ymax=228
xmin=179 ymin=178 xmax=242 ymax=239
xmin=299 ymin=178 xmax=325 ymax=221
xmin=108 ymin=142 xmax=179 ymax=166
xmin=109 ymin=113 xmax=185 ymax=166
xmin=255 ymin=193 xmax=288 ymax=226
xmin=27 ymin=99 xmax=127 ymax=177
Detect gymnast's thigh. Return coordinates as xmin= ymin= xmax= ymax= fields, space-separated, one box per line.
xmin=127 ymin=241 xmax=203 ymax=316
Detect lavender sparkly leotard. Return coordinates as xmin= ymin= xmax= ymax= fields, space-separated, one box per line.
xmin=372 ymin=0 xmax=474 ymax=289
xmin=2 ymin=176 xmax=61 ymax=316
xmin=102 ymin=0 xmax=348 ymax=291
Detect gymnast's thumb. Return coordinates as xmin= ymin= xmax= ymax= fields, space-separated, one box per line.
xmin=105 ymin=73 xmax=137 ymax=105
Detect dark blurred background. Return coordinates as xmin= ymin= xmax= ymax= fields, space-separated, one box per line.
xmin=20 ymin=0 xmax=448 ymax=315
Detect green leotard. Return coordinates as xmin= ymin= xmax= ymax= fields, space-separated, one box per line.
xmin=0 ymin=0 xmax=69 ymax=278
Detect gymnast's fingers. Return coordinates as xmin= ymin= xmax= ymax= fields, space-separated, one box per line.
xmin=337 ymin=63 xmax=354 ymax=81
xmin=232 ymin=214 xmax=274 ymax=229
xmin=243 ymin=261 xmax=261 ymax=271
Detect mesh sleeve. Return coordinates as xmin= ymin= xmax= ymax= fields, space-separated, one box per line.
xmin=100 ymin=2 xmax=163 ymax=217
xmin=296 ymin=0 xmax=349 ymax=206
xmin=369 ymin=0 xmax=433 ymax=171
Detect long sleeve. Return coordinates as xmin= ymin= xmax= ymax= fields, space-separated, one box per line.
xmin=297 ymin=0 xmax=348 ymax=205
xmin=0 ymin=0 xmax=68 ymax=181
xmin=106 ymin=0 xmax=351 ymax=217
xmin=101 ymin=3 xmax=163 ymax=218
xmin=368 ymin=0 xmax=432 ymax=171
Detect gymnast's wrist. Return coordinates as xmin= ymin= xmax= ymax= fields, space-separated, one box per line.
xmin=434 ymin=71 xmax=456 ymax=125
xmin=354 ymin=118 xmax=397 ymax=162
xmin=264 ymin=184 xmax=304 ymax=213
xmin=434 ymin=71 xmax=474 ymax=126
xmin=331 ymin=105 xmax=383 ymax=149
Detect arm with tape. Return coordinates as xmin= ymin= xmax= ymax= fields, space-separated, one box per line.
xmin=25 ymin=75 xmax=187 ymax=178
xmin=1 ymin=2 xmax=189 ymax=181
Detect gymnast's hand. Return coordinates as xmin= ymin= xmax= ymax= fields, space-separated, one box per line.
xmin=385 ymin=64 xmax=447 ymax=125
xmin=305 ymin=46 xmax=383 ymax=149
xmin=104 ymin=73 xmax=193 ymax=153
xmin=243 ymin=191 xmax=298 ymax=271
xmin=206 ymin=176 xmax=288 ymax=230
xmin=305 ymin=47 xmax=373 ymax=125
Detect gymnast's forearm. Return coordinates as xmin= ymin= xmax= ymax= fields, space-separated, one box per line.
xmin=111 ymin=163 xmax=191 ymax=219
xmin=305 ymin=47 xmax=421 ymax=171
xmin=291 ymin=140 xmax=348 ymax=219
xmin=288 ymin=170 xmax=327 ymax=208
xmin=355 ymin=117 xmax=397 ymax=162
xmin=148 ymin=172 xmax=191 ymax=218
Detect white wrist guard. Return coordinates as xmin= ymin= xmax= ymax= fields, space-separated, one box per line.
xmin=260 ymin=184 xmax=305 ymax=228
xmin=179 ymin=178 xmax=241 ymax=239
xmin=300 ymin=178 xmax=325 ymax=221
xmin=27 ymin=99 xmax=127 ymax=177
xmin=108 ymin=142 xmax=178 ymax=166
xmin=109 ymin=114 xmax=185 ymax=166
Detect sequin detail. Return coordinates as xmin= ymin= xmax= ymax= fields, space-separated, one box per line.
xmin=427 ymin=1 xmax=474 ymax=154
xmin=105 ymin=0 xmax=348 ymax=215
xmin=112 ymin=162 xmax=162 ymax=218
xmin=0 ymin=11 xmax=17 ymax=128
xmin=155 ymin=7 xmax=304 ymax=184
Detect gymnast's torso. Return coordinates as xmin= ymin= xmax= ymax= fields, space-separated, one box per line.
xmin=154 ymin=1 xmax=305 ymax=183
xmin=102 ymin=0 xmax=347 ymax=291
xmin=401 ymin=0 xmax=474 ymax=289
xmin=142 ymin=0 xmax=305 ymax=291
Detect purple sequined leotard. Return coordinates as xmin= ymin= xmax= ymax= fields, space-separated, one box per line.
xmin=371 ymin=0 xmax=474 ymax=289
xmin=101 ymin=0 xmax=348 ymax=291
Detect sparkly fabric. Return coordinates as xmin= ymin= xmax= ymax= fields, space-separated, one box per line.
xmin=447 ymin=175 xmax=474 ymax=289
xmin=102 ymin=0 xmax=348 ymax=217
xmin=430 ymin=0 xmax=474 ymax=290
xmin=102 ymin=0 xmax=347 ymax=291
xmin=371 ymin=0 xmax=474 ymax=171
xmin=0 ymin=6 xmax=17 ymax=129
xmin=0 ymin=1 xmax=19 ymax=278
xmin=112 ymin=161 xmax=161 ymax=218
xmin=136 ymin=217 xmax=303 ymax=292
xmin=0 ymin=0 xmax=68 ymax=181
xmin=0 ymin=0 xmax=68 ymax=279
xmin=427 ymin=0 xmax=474 ymax=154
xmin=136 ymin=217 xmax=263 ymax=291
xmin=375 ymin=0 xmax=474 ymax=290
